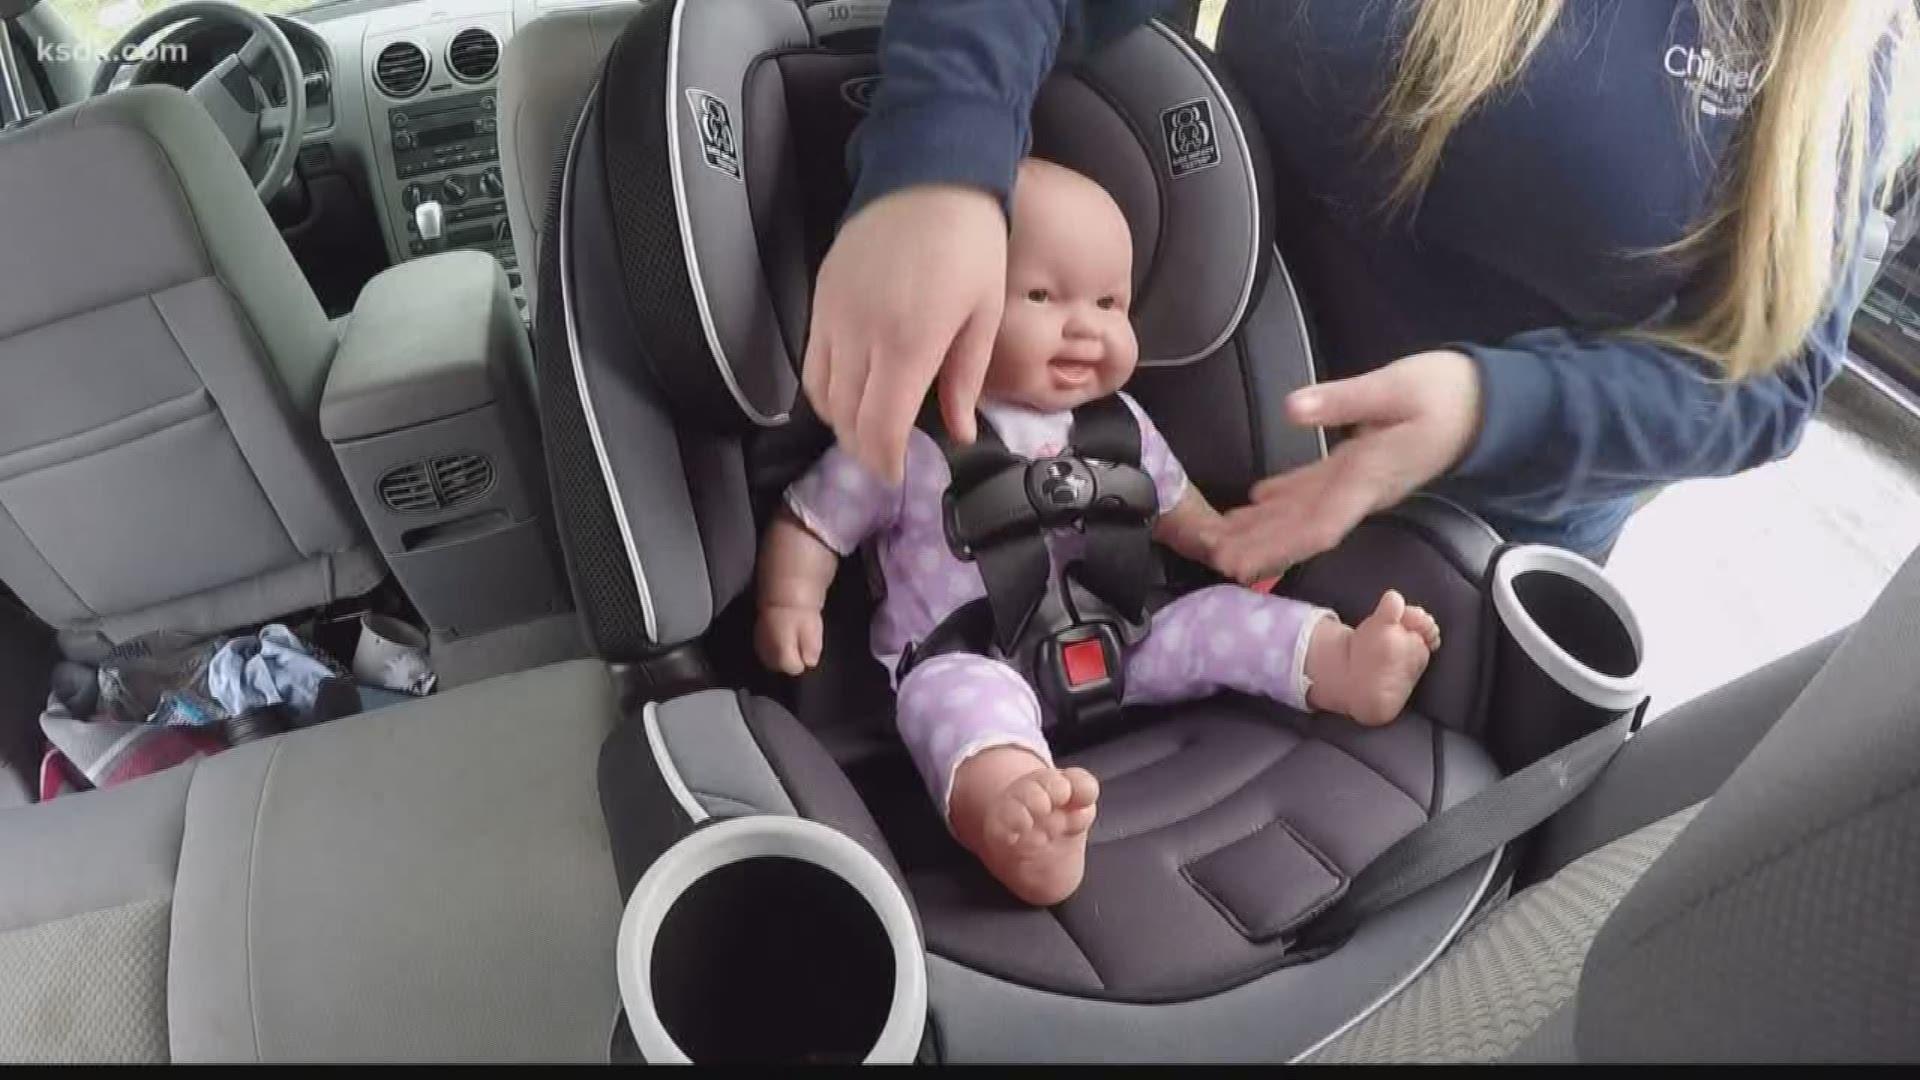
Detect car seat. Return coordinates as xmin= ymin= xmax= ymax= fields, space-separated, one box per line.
xmin=0 ymin=86 xmax=385 ymax=657
xmin=530 ymin=0 xmax=1652 ymax=1062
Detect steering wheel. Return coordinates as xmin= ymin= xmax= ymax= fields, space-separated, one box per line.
xmin=88 ymin=0 xmax=306 ymax=201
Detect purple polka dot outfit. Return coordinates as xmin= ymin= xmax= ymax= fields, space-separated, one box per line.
xmin=784 ymin=393 xmax=1333 ymax=814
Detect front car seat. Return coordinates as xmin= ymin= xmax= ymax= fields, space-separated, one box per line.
xmin=531 ymin=0 xmax=1556 ymax=1061
xmin=1310 ymin=534 xmax=1920 ymax=1063
xmin=0 ymin=86 xmax=382 ymax=655
xmin=497 ymin=0 xmax=643 ymax=325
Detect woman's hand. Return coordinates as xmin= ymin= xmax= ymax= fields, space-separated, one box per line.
xmin=803 ymin=184 xmax=1009 ymax=484
xmin=1212 ymin=350 xmax=1484 ymax=583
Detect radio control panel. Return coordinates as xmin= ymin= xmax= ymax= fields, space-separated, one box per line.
xmin=389 ymin=89 xmax=498 ymax=177
xmin=381 ymin=89 xmax=518 ymax=296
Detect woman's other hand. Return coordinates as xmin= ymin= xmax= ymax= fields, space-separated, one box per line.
xmin=1213 ymin=350 xmax=1484 ymax=583
xmin=803 ymin=184 xmax=1009 ymax=484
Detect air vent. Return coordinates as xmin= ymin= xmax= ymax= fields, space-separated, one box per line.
xmin=432 ymin=451 xmax=496 ymax=506
xmin=378 ymin=453 xmax=496 ymax=514
xmin=373 ymin=41 xmax=428 ymax=98
xmin=446 ymin=28 xmax=499 ymax=83
xmin=378 ymin=461 xmax=439 ymax=514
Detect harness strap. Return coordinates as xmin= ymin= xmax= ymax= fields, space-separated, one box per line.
xmin=938 ymin=415 xmax=1053 ymax=654
xmin=973 ymin=532 xmax=1054 ymax=655
xmin=1067 ymin=392 xmax=1142 ymax=464
xmin=1070 ymin=396 xmax=1160 ymax=622
xmin=906 ymin=396 xmax=1161 ymax=721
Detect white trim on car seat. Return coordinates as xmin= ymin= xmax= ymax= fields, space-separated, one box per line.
xmin=665 ymin=0 xmax=786 ymax=428
xmin=1266 ymin=244 xmax=1329 ymax=460
xmin=1288 ymin=851 xmax=1504 ymax=1062
xmin=616 ymin=815 xmax=929 ymax=1063
xmin=1491 ymin=545 xmax=1647 ymax=712
xmin=1151 ymin=19 xmax=1261 ymax=366
xmin=560 ymin=83 xmax=660 ymax=641
xmin=643 ymin=700 xmax=710 ymax=823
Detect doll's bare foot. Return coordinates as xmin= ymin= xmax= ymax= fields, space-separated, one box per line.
xmin=1307 ymin=590 xmax=1440 ymax=727
xmin=950 ymin=748 xmax=1099 ymax=906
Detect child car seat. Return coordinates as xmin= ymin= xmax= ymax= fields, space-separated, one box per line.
xmin=531 ymin=0 xmax=1645 ymax=1062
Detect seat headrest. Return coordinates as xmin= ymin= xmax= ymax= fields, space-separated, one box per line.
xmin=559 ymin=0 xmax=1271 ymax=435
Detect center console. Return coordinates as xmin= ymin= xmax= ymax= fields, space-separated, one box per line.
xmin=363 ymin=11 xmax=524 ymax=310
xmin=320 ymin=250 xmax=565 ymax=640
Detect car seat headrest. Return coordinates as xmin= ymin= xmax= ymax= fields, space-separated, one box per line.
xmin=567 ymin=0 xmax=1271 ymax=436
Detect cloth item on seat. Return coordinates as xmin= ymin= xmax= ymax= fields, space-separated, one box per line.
xmin=39 ymin=634 xmax=234 ymax=793
xmin=38 ymin=748 xmax=86 ymax=802
xmin=33 ymin=624 xmax=347 ymax=798
xmin=205 ymin=623 xmax=344 ymax=723
xmin=898 ymin=583 xmax=1333 ymax=812
xmin=38 ymin=670 xmax=226 ymax=793
xmin=94 ymin=631 xmax=224 ymax=726
xmin=1304 ymin=802 xmax=1703 ymax=1063
xmin=783 ymin=392 xmax=1188 ymax=676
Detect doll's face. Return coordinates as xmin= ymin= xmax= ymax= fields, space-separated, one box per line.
xmin=983 ymin=161 xmax=1138 ymax=414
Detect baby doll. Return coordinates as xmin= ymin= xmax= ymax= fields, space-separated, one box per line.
xmin=757 ymin=159 xmax=1440 ymax=907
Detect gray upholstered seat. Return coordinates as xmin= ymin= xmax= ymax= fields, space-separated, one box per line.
xmin=498 ymin=1 xmax=642 ymax=324
xmin=0 ymin=86 xmax=383 ymax=652
xmin=0 ymin=659 xmax=624 ymax=1062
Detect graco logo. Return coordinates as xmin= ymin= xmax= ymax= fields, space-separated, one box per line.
xmin=840 ymin=75 xmax=881 ymax=113
xmin=1160 ymin=98 xmax=1220 ymax=178
xmin=1038 ymin=460 xmax=1091 ymax=509
xmin=685 ymin=88 xmax=741 ymax=179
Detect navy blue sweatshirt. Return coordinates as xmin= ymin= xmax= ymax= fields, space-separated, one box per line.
xmin=847 ymin=0 xmax=1890 ymax=558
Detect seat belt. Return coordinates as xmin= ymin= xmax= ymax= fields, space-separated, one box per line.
xmin=0 ymin=21 xmax=27 ymax=130
xmin=1296 ymin=707 xmax=1641 ymax=949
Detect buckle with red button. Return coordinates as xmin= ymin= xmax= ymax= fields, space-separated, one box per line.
xmin=1062 ymin=638 xmax=1108 ymax=688
xmin=1038 ymin=622 xmax=1125 ymax=726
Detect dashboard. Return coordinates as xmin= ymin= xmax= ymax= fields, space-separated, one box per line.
xmin=128 ymin=0 xmax=628 ymax=312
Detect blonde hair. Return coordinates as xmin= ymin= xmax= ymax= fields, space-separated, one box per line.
xmin=1372 ymin=0 xmax=1920 ymax=380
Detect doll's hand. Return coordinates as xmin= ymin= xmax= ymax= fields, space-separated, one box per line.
xmin=756 ymin=603 xmax=825 ymax=676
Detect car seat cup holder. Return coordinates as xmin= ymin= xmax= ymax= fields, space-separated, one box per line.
xmin=614 ymin=815 xmax=928 ymax=1064
xmin=1485 ymin=543 xmax=1650 ymax=774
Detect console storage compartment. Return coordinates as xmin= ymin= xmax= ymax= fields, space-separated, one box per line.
xmin=321 ymin=251 xmax=564 ymax=638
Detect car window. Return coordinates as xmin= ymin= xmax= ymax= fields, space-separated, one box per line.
xmin=45 ymin=0 xmax=309 ymax=49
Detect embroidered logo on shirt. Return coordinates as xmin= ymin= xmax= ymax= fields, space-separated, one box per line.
xmin=685 ymin=88 xmax=742 ymax=179
xmin=1161 ymin=98 xmax=1221 ymax=178
xmin=1663 ymin=44 xmax=1760 ymax=119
